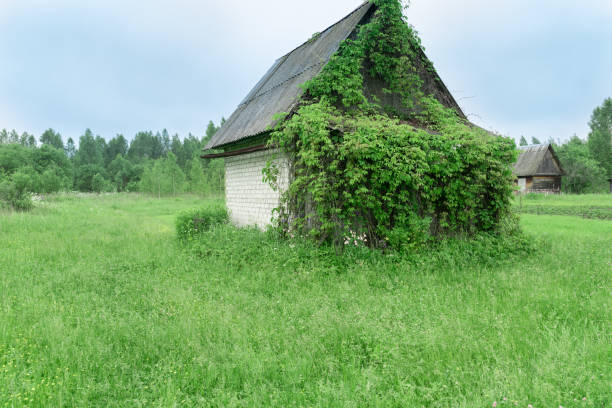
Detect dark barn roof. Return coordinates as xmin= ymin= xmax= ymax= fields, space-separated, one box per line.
xmin=205 ymin=1 xmax=465 ymax=150
xmin=514 ymin=144 xmax=565 ymax=177
xmin=205 ymin=2 xmax=373 ymax=150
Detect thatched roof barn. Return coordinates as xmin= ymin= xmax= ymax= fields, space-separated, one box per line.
xmin=514 ymin=144 xmax=565 ymax=194
xmin=203 ymin=2 xmax=466 ymax=227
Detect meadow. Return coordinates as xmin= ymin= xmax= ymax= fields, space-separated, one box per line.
xmin=514 ymin=194 xmax=612 ymax=220
xmin=0 ymin=193 xmax=610 ymax=407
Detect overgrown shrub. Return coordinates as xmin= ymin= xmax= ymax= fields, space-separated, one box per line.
xmin=0 ymin=171 xmax=34 ymax=211
xmin=386 ymin=214 xmax=433 ymax=251
xmin=175 ymin=204 xmax=228 ymax=241
xmin=181 ymin=220 xmax=536 ymax=276
xmin=264 ymin=0 xmax=517 ymax=250
xmin=38 ymin=168 xmax=63 ymax=193
xmin=91 ymin=173 xmax=114 ymax=193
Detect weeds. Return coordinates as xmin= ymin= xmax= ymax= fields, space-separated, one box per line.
xmin=175 ymin=202 xmax=228 ymax=241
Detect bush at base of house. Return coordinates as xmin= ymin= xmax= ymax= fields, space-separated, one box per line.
xmin=180 ymin=217 xmax=535 ymax=274
xmin=175 ymin=204 xmax=228 ymax=241
xmin=266 ymin=102 xmax=517 ymax=250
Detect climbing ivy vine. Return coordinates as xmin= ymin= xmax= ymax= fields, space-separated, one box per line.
xmin=264 ymin=0 xmax=517 ymax=250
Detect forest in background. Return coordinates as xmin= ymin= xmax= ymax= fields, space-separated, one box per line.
xmin=1 ymin=98 xmax=611 ymax=210
xmin=0 ymin=120 xmax=225 ymax=209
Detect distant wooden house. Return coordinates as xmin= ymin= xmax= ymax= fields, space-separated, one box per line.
xmin=514 ymin=144 xmax=565 ymax=194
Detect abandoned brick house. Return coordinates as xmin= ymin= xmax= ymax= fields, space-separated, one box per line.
xmin=203 ymin=2 xmax=468 ymax=227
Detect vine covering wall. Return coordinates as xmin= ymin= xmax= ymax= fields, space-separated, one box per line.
xmin=264 ymin=0 xmax=517 ymax=249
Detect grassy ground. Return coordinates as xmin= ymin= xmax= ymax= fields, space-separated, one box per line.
xmin=0 ymin=193 xmax=610 ymax=407
xmin=514 ymin=193 xmax=612 ymax=220
xmin=517 ymin=193 xmax=611 ymax=207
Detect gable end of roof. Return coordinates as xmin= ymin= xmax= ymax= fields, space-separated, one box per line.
xmin=205 ymin=2 xmax=374 ymax=150
xmin=514 ymin=144 xmax=565 ymax=177
xmin=204 ymin=1 xmax=469 ymax=151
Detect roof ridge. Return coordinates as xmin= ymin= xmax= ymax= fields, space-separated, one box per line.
xmin=275 ymin=2 xmax=371 ymax=62
xmin=519 ymin=143 xmax=550 ymax=149
xmin=204 ymin=2 xmax=375 ymax=150
xmin=235 ymin=2 xmax=372 ymax=112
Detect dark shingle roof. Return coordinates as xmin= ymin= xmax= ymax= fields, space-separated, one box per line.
xmin=205 ymin=2 xmax=374 ymax=150
xmin=514 ymin=144 xmax=565 ymax=177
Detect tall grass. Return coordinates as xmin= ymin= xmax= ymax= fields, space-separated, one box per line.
xmin=0 ymin=194 xmax=610 ymax=407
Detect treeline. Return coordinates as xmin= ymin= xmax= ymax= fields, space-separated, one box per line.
xmin=519 ymin=98 xmax=612 ymax=194
xmin=0 ymin=121 xmax=224 ymax=210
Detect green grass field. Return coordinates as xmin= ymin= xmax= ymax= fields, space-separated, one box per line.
xmin=1 ymin=193 xmax=610 ymax=407
xmin=518 ymin=193 xmax=611 ymax=207
xmin=514 ymin=193 xmax=612 ymax=220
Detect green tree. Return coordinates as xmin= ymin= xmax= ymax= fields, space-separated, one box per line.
xmin=20 ymin=132 xmax=37 ymax=147
xmin=95 ymin=136 xmax=107 ymax=162
xmin=170 ymin=134 xmax=185 ymax=167
xmin=161 ymin=129 xmax=171 ymax=154
xmin=65 ymin=138 xmax=76 ymax=159
xmin=32 ymin=145 xmax=73 ymax=185
xmin=164 ymin=152 xmax=186 ymax=196
xmin=38 ymin=167 xmax=66 ymax=193
xmin=32 ymin=145 xmax=71 ymax=173
xmin=139 ymin=160 xmax=165 ymax=198
xmin=587 ymin=97 xmax=612 ymax=177
xmin=75 ymin=129 xmax=104 ymax=167
xmin=40 ymin=129 xmax=63 ymax=150
xmin=531 ymin=137 xmax=542 ymax=145
xmin=202 ymin=121 xmax=219 ymax=147
xmin=188 ymin=158 xmax=208 ymax=195
xmin=74 ymin=164 xmax=107 ymax=192
xmin=139 ymin=154 xmax=187 ymax=197
xmin=555 ymin=136 xmax=607 ymax=193
xmin=91 ymin=173 xmax=112 ymax=193
xmin=105 ymin=134 xmax=128 ymax=166
xmin=519 ymin=136 xmax=528 ymax=146
xmin=8 ymin=130 xmax=19 ymax=144
xmin=182 ymin=133 xmax=203 ymax=164
xmin=0 ymin=144 xmax=33 ymax=174
xmin=108 ymin=154 xmax=135 ymax=192
xmin=74 ymin=130 xmax=106 ymax=191
xmin=0 ymin=143 xmax=72 ymax=194
xmin=128 ymin=131 xmax=164 ymax=162
xmin=204 ymin=158 xmax=225 ymax=194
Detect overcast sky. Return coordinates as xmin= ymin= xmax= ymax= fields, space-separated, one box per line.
xmin=0 ymin=0 xmax=611 ymax=144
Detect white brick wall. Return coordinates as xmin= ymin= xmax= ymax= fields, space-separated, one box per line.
xmin=224 ymin=149 xmax=289 ymax=229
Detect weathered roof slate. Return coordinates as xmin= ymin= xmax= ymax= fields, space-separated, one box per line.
xmin=514 ymin=144 xmax=565 ymax=177
xmin=205 ymin=1 xmax=469 ymax=151
xmin=205 ymin=2 xmax=374 ymax=150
